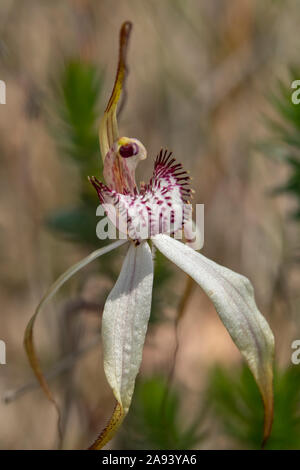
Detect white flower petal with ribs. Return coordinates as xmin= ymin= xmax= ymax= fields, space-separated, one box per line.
xmin=152 ymin=233 xmax=274 ymax=437
xmin=90 ymin=150 xmax=191 ymax=243
xmin=102 ymin=241 xmax=153 ymax=413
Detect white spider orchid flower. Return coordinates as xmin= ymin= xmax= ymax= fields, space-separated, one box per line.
xmin=24 ymin=21 xmax=274 ymax=450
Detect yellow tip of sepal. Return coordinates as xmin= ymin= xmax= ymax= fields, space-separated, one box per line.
xmin=88 ymin=402 xmax=125 ymax=450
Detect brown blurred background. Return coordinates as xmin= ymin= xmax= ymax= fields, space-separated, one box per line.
xmin=0 ymin=0 xmax=300 ymax=449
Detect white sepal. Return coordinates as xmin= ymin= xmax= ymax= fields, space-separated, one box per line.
xmin=102 ymin=241 xmax=154 ymax=413
xmin=152 ymin=234 xmax=274 ymax=439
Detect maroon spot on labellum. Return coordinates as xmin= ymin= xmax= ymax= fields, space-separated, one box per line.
xmin=119 ymin=143 xmax=139 ymax=158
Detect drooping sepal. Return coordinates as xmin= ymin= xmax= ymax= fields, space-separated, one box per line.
xmin=89 ymin=242 xmax=153 ymax=448
xmin=24 ymin=240 xmax=127 ymax=442
xmin=152 ymin=234 xmax=275 ymax=444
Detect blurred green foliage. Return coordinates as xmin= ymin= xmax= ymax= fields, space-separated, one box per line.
xmin=263 ymin=68 xmax=300 ymax=218
xmin=53 ymin=59 xmax=102 ymax=176
xmin=118 ymin=377 xmax=206 ymax=449
xmin=47 ymin=59 xmax=105 ymax=250
xmin=207 ymin=364 xmax=300 ymax=449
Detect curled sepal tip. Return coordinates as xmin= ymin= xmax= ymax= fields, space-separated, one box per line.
xmin=88 ymin=402 xmax=125 ymax=450
xmin=99 ymin=21 xmax=133 ymax=160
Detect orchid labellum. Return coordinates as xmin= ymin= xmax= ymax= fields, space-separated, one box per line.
xmin=24 ymin=21 xmax=275 ymax=449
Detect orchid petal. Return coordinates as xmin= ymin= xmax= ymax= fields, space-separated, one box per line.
xmin=90 ymin=241 xmax=153 ymax=449
xmin=24 ymin=239 xmax=127 ymax=421
xmin=152 ymin=234 xmax=274 ymax=444
xmin=99 ymin=21 xmax=132 ymax=160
